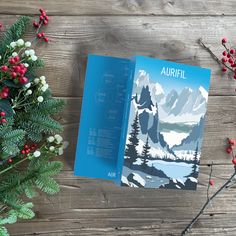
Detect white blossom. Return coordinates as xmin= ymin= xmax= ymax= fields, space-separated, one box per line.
xmin=25 ymin=41 xmax=31 ymax=47
xmin=34 ymin=78 xmax=40 ymax=84
xmin=25 ymin=82 xmax=31 ymax=88
xmin=17 ymin=39 xmax=24 ymax=46
xmin=0 ymin=55 xmax=2 ymax=60
xmin=12 ymin=52 xmax=18 ymax=57
xmin=47 ymin=136 xmax=55 ymax=142
xmin=25 ymin=50 xmax=30 ymax=56
xmin=58 ymin=147 xmax=64 ymax=155
xmin=37 ymin=96 xmax=44 ymax=103
xmin=24 ymin=63 xmax=29 ymax=68
xmin=10 ymin=42 xmax=16 ymax=48
xmin=28 ymin=49 xmax=35 ymax=56
xmin=49 ymin=146 xmax=55 ymax=151
xmin=31 ymin=55 xmax=38 ymax=61
xmin=33 ymin=150 xmax=41 ymax=157
xmin=41 ymin=84 xmax=49 ymax=92
xmin=26 ymin=89 xmax=32 ymax=95
xmin=55 ymin=134 xmax=63 ymax=143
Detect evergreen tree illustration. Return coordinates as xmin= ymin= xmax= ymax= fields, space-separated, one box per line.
xmin=125 ymin=112 xmax=140 ymax=167
xmin=190 ymin=142 xmax=199 ymax=178
xmin=141 ymin=136 xmax=151 ymax=169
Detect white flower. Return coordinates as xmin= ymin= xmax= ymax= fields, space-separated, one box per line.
xmin=40 ymin=76 xmax=46 ymax=81
xmin=54 ymin=134 xmax=63 ymax=143
xmin=17 ymin=39 xmax=24 ymax=46
xmin=26 ymin=89 xmax=32 ymax=95
xmin=34 ymin=78 xmax=40 ymax=84
xmin=29 ymin=49 xmax=35 ymax=56
xmin=0 ymin=55 xmax=2 ymax=60
xmin=25 ymin=50 xmax=30 ymax=56
xmin=62 ymin=141 xmax=69 ymax=149
xmin=31 ymin=55 xmax=38 ymax=61
xmin=33 ymin=150 xmax=41 ymax=157
xmin=10 ymin=42 xmax=16 ymax=48
xmin=25 ymin=82 xmax=31 ymax=88
xmin=49 ymin=146 xmax=55 ymax=151
xmin=25 ymin=41 xmax=31 ymax=47
xmin=58 ymin=147 xmax=64 ymax=155
xmin=24 ymin=63 xmax=29 ymax=68
xmin=47 ymin=136 xmax=55 ymax=142
xmin=12 ymin=52 xmax=18 ymax=57
xmin=41 ymin=84 xmax=49 ymax=92
xmin=37 ymin=96 xmax=44 ymax=103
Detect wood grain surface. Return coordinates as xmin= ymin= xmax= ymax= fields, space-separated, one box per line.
xmin=1 ymin=1 xmax=236 ymax=235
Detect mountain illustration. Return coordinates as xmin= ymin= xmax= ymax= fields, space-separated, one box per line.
xmin=172 ymin=116 xmax=205 ymax=151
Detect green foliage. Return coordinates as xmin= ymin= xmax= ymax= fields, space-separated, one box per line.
xmin=0 ymin=16 xmax=30 ymax=56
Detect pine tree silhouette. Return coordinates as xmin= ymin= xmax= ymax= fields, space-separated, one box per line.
xmin=125 ymin=112 xmax=140 ymax=167
xmin=141 ymin=136 xmax=151 ymax=169
xmin=190 ymin=142 xmax=199 ymax=178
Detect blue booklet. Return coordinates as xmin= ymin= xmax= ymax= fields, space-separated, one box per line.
xmin=74 ymin=54 xmax=211 ymax=190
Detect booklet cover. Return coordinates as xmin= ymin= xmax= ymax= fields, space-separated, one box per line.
xmin=74 ymin=54 xmax=211 ymax=190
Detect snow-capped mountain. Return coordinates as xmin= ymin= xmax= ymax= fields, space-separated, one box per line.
xmin=159 ymin=86 xmax=208 ymax=124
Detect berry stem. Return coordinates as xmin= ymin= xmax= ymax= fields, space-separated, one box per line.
xmin=198 ymin=38 xmax=234 ymax=73
xmin=181 ymin=165 xmax=236 ymax=235
xmin=206 ymin=161 xmax=213 ymax=200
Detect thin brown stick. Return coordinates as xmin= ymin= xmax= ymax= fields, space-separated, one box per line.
xmin=181 ymin=166 xmax=236 ymax=235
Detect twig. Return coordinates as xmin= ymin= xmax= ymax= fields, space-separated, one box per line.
xmin=198 ymin=38 xmax=234 ymax=73
xmin=181 ymin=166 xmax=236 ymax=236
xmin=206 ymin=162 xmax=213 ymax=200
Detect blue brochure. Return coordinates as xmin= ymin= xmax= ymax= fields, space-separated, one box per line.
xmin=74 ymin=54 xmax=211 ymax=190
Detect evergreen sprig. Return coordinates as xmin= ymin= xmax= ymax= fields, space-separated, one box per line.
xmin=0 ymin=13 xmax=66 ymax=236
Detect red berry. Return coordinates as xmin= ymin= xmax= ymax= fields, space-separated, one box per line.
xmin=14 ymin=56 xmax=20 ymax=63
xmin=0 ymin=111 xmax=6 ymax=116
xmin=20 ymin=68 xmax=27 ymax=75
xmin=25 ymin=149 xmax=30 ymax=154
xmin=9 ymin=58 xmax=15 ymax=65
xmin=227 ymin=53 xmax=231 ymax=58
xmin=222 ymin=67 xmax=227 ymax=72
xmin=1 ymin=118 xmax=7 ymax=123
xmin=39 ymin=15 xmax=44 ymax=21
xmin=41 ymin=11 xmax=46 ymax=17
xmin=222 ymin=51 xmax=227 ymax=56
xmin=37 ymin=33 xmax=42 ymax=38
xmin=31 ymin=144 xmax=37 ymax=149
xmin=19 ymin=63 xmax=25 ymax=69
xmin=44 ymin=37 xmax=49 ymax=43
xmin=226 ymin=147 xmax=233 ymax=154
xmin=45 ymin=16 xmax=49 ymax=21
xmin=39 ymin=8 xmax=45 ymax=13
xmin=232 ymin=158 xmax=236 ymax=165
xmin=43 ymin=20 xmax=48 ymax=25
xmin=3 ymin=87 xmax=9 ymax=93
xmin=209 ymin=179 xmax=214 ymax=186
xmin=229 ymin=139 xmax=236 ymax=145
xmin=11 ymin=72 xmax=17 ymax=78
xmin=19 ymin=77 xmax=28 ymax=84
xmin=41 ymin=32 xmax=45 ymax=37
xmin=222 ymin=57 xmax=228 ymax=63
xmin=230 ymin=49 xmax=235 ymax=54
xmin=0 ymin=23 xmax=2 ymax=28
xmin=1 ymin=65 xmax=8 ymax=72
xmin=222 ymin=38 xmax=228 ymax=44
xmin=7 ymin=158 xmax=13 ymax=164
xmin=21 ymin=150 xmax=26 ymax=154
xmin=24 ymin=144 xmax=29 ymax=149
xmin=0 ymin=92 xmax=8 ymax=99
xmin=229 ymin=58 xmax=234 ymax=64
xmin=33 ymin=21 xmax=39 ymax=28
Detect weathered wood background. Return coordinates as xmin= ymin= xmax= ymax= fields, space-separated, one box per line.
xmin=1 ymin=1 xmax=236 ymax=235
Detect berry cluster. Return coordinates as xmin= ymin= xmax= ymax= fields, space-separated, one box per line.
xmin=220 ymin=38 xmax=236 ymax=78
xmin=33 ymin=8 xmax=49 ymax=43
xmin=0 ymin=86 xmax=9 ymax=99
xmin=0 ymin=111 xmax=6 ymax=123
xmin=225 ymin=138 xmax=236 ymax=165
xmin=20 ymin=144 xmax=37 ymax=155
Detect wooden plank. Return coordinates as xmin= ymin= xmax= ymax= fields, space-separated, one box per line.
xmin=58 ymin=96 xmax=236 ymax=169
xmin=7 ymin=164 xmax=236 ymax=235
xmin=1 ymin=16 xmax=236 ymax=96
xmin=1 ymin=0 xmax=236 ymax=16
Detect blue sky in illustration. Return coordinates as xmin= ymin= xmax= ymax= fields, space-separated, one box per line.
xmin=134 ymin=56 xmax=211 ymax=93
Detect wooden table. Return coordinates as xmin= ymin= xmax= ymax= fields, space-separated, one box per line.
xmin=1 ymin=1 xmax=236 ymax=235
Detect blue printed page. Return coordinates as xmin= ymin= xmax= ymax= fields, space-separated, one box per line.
xmin=74 ymin=54 xmax=132 ymax=183
xmin=121 ymin=56 xmax=211 ymax=190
